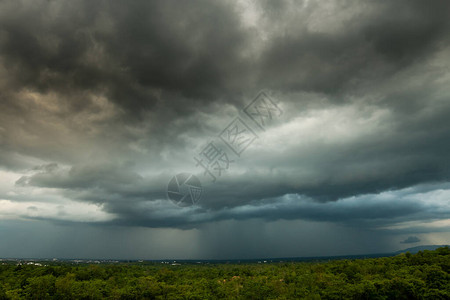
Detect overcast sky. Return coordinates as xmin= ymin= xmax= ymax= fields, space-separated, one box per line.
xmin=0 ymin=0 xmax=449 ymax=259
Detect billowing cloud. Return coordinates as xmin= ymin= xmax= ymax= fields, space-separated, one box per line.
xmin=0 ymin=0 xmax=449 ymax=257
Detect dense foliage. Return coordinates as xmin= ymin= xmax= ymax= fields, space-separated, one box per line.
xmin=0 ymin=247 xmax=448 ymax=299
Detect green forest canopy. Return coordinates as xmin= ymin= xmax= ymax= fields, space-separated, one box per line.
xmin=0 ymin=247 xmax=449 ymax=299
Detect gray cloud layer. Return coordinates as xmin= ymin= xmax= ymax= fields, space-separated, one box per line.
xmin=0 ymin=0 xmax=449 ymax=235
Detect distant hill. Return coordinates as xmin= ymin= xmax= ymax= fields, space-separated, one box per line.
xmin=395 ymin=244 xmax=449 ymax=254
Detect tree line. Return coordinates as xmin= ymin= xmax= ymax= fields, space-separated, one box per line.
xmin=0 ymin=246 xmax=448 ymax=299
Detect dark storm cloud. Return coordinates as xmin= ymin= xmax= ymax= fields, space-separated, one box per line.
xmin=257 ymin=0 xmax=450 ymax=93
xmin=0 ymin=0 xmax=256 ymax=173
xmin=14 ymin=162 xmax=450 ymax=232
xmin=0 ymin=0 xmax=253 ymax=114
xmin=362 ymin=0 xmax=450 ymax=62
xmin=1 ymin=0 xmax=450 ymax=232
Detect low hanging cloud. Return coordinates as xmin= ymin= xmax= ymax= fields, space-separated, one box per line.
xmin=401 ymin=236 xmax=421 ymax=244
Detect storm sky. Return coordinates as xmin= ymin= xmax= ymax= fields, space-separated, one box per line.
xmin=0 ymin=0 xmax=449 ymax=259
